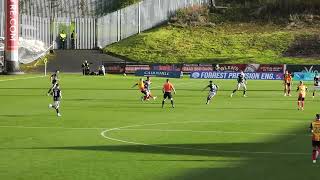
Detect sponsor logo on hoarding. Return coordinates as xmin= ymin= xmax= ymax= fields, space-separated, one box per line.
xmin=6 ymin=0 xmax=19 ymax=51
xmin=293 ymin=72 xmax=315 ymax=81
xmin=135 ymin=70 xmax=181 ymax=78
xmin=190 ymin=71 xmax=283 ymax=80
xmin=215 ymin=64 xmax=284 ymax=72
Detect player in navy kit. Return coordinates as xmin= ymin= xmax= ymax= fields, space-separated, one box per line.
xmin=230 ymin=71 xmax=247 ymax=97
xmin=203 ymin=81 xmax=219 ymax=104
xmin=313 ymin=73 xmax=320 ymax=98
xmin=47 ymin=70 xmax=60 ymax=95
xmin=49 ymin=83 xmax=62 ymax=117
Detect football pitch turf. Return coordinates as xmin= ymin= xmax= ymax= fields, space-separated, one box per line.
xmin=0 ymin=74 xmax=319 ymax=180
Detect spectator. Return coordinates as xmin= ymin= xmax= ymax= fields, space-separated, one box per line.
xmin=81 ymin=61 xmax=90 ymax=75
xmin=98 ymin=65 xmax=106 ymax=76
xmin=59 ymin=30 xmax=67 ymax=49
xmin=71 ymin=30 xmax=76 ymax=49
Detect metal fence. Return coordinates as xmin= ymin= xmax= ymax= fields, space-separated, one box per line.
xmin=0 ymin=0 xmax=208 ymax=50
xmin=0 ymin=0 xmax=120 ymax=18
xmin=97 ymin=0 xmax=208 ymax=48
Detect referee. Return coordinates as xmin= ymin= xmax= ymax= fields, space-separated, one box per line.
xmin=162 ymin=79 xmax=176 ymax=108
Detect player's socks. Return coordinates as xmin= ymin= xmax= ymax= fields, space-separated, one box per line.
xmin=313 ymin=92 xmax=315 ymax=98
xmin=288 ymin=89 xmax=291 ymax=95
xmin=162 ymin=100 xmax=165 ymax=108
xmin=171 ymin=100 xmax=174 ymax=108
xmin=49 ymin=104 xmax=52 ymax=108
xmin=312 ymin=150 xmax=317 ymax=161
xmin=301 ymin=102 xmax=305 ymax=109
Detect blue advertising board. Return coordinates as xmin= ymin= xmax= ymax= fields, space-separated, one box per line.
xmin=135 ymin=70 xmax=182 ymax=78
xmin=190 ymin=71 xmax=283 ymax=80
xmin=293 ymin=72 xmax=315 ymax=81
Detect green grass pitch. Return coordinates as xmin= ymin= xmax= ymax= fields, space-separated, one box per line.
xmin=0 ymin=74 xmax=319 ymax=180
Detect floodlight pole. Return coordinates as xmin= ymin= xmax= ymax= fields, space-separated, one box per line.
xmin=4 ymin=0 xmax=21 ymax=74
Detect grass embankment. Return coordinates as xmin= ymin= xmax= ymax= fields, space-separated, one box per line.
xmin=105 ymin=23 xmax=320 ymax=64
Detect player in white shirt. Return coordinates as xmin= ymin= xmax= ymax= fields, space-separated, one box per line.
xmin=203 ymin=80 xmax=219 ymax=104
xmin=231 ymin=71 xmax=247 ymax=97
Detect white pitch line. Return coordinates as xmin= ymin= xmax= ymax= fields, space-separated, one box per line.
xmin=0 ymin=76 xmax=45 ymax=82
xmin=114 ymin=128 xmax=310 ymax=137
xmin=0 ymin=125 xmax=104 ymax=130
xmin=0 ymin=119 xmax=308 ymax=130
xmin=101 ymin=121 xmax=310 ymax=156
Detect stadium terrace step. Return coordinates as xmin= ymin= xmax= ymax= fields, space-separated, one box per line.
xmin=47 ymin=50 xmax=130 ymax=73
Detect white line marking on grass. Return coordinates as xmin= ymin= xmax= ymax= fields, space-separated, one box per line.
xmin=0 ymin=125 xmax=104 ymax=130
xmin=115 ymin=128 xmax=310 ymax=137
xmin=101 ymin=121 xmax=310 ymax=156
xmin=0 ymin=119 xmax=307 ymax=130
xmin=0 ymin=76 xmax=45 ymax=82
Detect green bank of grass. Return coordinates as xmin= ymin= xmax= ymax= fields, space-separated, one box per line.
xmin=0 ymin=74 xmax=319 ymax=179
xmin=105 ymin=23 xmax=320 ymax=64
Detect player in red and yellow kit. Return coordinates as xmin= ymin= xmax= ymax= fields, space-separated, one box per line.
xmin=132 ymin=78 xmax=148 ymax=101
xmin=162 ymin=79 xmax=176 ymax=108
xmin=296 ymin=81 xmax=307 ymax=110
xmin=283 ymin=70 xmax=292 ymax=96
xmin=310 ymin=114 xmax=320 ymax=163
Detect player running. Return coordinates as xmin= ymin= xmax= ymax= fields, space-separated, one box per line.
xmin=47 ymin=70 xmax=60 ymax=95
xmin=48 ymin=83 xmax=62 ymax=117
xmin=162 ymin=79 xmax=176 ymax=108
xmin=132 ymin=78 xmax=148 ymax=101
xmin=230 ymin=71 xmax=247 ymax=97
xmin=203 ymin=80 xmax=219 ymax=104
xmin=283 ymin=70 xmax=292 ymax=96
xmin=312 ymin=73 xmax=320 ymax=98
xmin=144 ymin=76 xmax=157 ymax=100
xmin=297 ymin=81 xmax=307 ymax=111
xmin=310 ymin=114 xmax=320 ymax=163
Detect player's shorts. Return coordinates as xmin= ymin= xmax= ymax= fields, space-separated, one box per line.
xmin=140 ymin=90 xmax=147 ymax=95
xmin=163 ymin=92 xmax=173 ymax=99
xmin=52 ymin=80 xmax=57 ymax=85
xmin=312 ymin=141 xmax=320 ymax=148
xmin=208 ymin=91 xmax=216 ymax=99
xmin=237 ymin=83 xmax=247 ymax=90
xmin=298 ymin=94 xmax=305 ymax=101
xmin=53 ymin=101 xmax=60 ymax=109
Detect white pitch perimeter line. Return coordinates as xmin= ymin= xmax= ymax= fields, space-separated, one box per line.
xmin=0 ymin=125 xmax=104 ymax=130
xmin=101 ymin=121 xmax=310 ymax=156
xmin=0 ymin=118 xmax=309 ymax=130
xmin=115 ymin=128 xmax=310 ymax=137
xmin=0 ymin=76 xmax=45 ymax=82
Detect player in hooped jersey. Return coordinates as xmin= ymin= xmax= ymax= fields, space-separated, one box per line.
xmin=132 ymin=78 xmax=148 ymax=101
xmin=230 ymin=71 xmax=247 ymax=97
xmin=310 ymin=114 xmax=320 ymax=163
xmin=203 ymin=81 xmax=219 ymax=104
xmin=283 ymin=70 xmax=292 ymax=96
xmin=47 ymin=70 xmax=60 ymax=95
xmin=162 ymin=79 xmax=176 ymax=108
xmin=297 ymin=81 xmax=307 ymax=111
xmin=48 ymin=83 xmax=62 ymax=117
xmin=143 ymin=76 xmax=157 ymax=101
xmin=312 ymin=73 xmax=320 ymax=98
